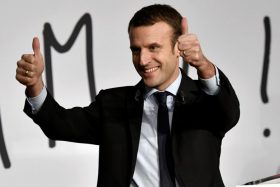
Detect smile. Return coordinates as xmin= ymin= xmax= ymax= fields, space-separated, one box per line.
xmin=144 ymin=67 xmax=159 ymax=73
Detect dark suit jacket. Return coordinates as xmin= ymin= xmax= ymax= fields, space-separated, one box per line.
xmin=24 ymin=69 xmax=240 ymax=187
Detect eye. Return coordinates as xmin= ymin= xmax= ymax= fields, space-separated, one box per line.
xmin=149 ymin=44 xmax=161 ymax=52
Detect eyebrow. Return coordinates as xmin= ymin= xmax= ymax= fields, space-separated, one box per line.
xmin=149 ymin=42 xmax=161 ymax=47
xmin=130 ymin=42 xmax=162 ymax=49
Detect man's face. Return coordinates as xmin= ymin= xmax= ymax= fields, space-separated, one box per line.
xmin=129 ymin=21 xmax=180 ymax=91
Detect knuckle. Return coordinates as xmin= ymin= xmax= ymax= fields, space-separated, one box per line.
xmin=22 ymin=54 xmax=29 ymax=60
xmin=22 ymin=54 xmax=34 ymax=63
xmin=16 ymin=75 xmax=25 ymax=85
xmin=17 ymin=60 xmax=23 ymax=66
xmin=16 ymin=68 xmax=20 ymax=74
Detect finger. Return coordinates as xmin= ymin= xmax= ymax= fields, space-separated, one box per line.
xmin=178 ymin=34 xmax=200 ymax=53
xmin=21 ymin=54 xmax=35 ymax=64
xmin=16 ymin=73 xmax=31 ymax=85
xmin=181 ymin=17 xmax=188 ymax=34
xmin=17 ymin=67 xmax=34 ymax=78
xmin=17 ymin=59 xmax=35 ymax=72
xmin=32 ymin=37 xmax=41 ymax=57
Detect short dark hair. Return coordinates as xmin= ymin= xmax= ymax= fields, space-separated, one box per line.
xmin=128 ymin=4 xmax=183 ymax=47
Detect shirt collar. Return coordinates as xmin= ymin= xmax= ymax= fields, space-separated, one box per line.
xmin=144 ymin=71 xmax=182 ymax=99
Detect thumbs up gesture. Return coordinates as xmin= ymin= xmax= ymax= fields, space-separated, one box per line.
xmin=16 ymin=37 xmax=45 ymax=97
xmin=177 ymin=17 xmax=215 ymax=78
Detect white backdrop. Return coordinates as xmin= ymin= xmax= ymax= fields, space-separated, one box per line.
xmin=1 ymin=0 xmax=280 ymax=186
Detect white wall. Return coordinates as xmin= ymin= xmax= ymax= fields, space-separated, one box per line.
xmin=1 ymin=0 xmax=280 ymax=186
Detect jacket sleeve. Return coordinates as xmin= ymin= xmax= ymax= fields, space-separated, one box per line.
xmin=24 ymin=90 xmax=102 ymax=145
xmin=214 ymin=68 xmax=240 ymax=135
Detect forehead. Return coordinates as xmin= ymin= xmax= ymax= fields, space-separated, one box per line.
xmin=129 ymin=21 xmax=174 ymax=45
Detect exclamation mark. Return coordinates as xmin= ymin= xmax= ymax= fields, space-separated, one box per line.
xmin=260 ymin=16 xmax=271 ymax=137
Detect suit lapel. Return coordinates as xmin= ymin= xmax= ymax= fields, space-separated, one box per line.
xmin=126 ymin=80 xmax=145 ymax=180
xmin=175 ymin=70 xmax=201 ymax=106
xmin=172 ymin=70 xmax=201 ymax=138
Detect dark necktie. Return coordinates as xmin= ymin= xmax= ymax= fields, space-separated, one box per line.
xmin=154 ymin=92 xmax=175 ymax=187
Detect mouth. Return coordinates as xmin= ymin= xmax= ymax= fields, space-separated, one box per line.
xmin=143 ymin=66 xmax=159 ymax=73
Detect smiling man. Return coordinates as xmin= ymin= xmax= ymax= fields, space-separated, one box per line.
xmin=129 ymin=21 xmax=181 ymax=91
xmin=16 ymin=4 xmax=240 ymax=187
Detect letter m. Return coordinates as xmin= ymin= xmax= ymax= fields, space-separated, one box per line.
xmin=43 ymin=13 xmax=96 ymax=148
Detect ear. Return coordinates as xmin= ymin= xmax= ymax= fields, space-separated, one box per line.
xmin=174 ymin=41 xmax=181 ymax=57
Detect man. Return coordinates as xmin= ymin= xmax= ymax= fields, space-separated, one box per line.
xmin=16 ymin=4 xmax=240 ymax=187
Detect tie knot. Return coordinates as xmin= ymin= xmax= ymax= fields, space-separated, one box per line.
xmin=154 ymin=91 xmax=168 ymax=105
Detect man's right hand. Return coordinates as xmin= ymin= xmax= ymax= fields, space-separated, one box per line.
xmin=16 ymin=37 xmax=45 ymax=97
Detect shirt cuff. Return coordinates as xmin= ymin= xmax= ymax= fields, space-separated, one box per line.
xmin=199 ymin=65 xmax=220 ymax=95
xmin=26 ymin=86 xmax=47 ymax=114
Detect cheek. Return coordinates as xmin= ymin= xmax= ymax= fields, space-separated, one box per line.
xmin=165 ymin=54 xmax=179 ymax=67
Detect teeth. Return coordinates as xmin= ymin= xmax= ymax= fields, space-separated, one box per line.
xmin=145 ymin=67 xmax=158 ymax=73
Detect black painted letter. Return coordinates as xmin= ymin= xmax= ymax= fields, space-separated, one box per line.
xmin=43 ymin=13 xmax=96 ymax=148
xmin=261 ymin=16 xmax=271 ymax=104
xmin=0 ymin=110 xmax=11 ymax=168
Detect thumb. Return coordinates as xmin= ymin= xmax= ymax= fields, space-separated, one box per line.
xmin=32 ymin=37 xmax=41 ymax=56
xmin=181 ymin=17 xmax=188 ymax=34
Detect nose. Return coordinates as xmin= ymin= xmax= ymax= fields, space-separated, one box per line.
xmin=139 ymin=50 xmax=150 ymax=66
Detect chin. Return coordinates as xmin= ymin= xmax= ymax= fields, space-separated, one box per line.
xmin=143 ymin=80 xmax=157 ymax=88
xmin=143 ymin=80 xmax=161 ymax=89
